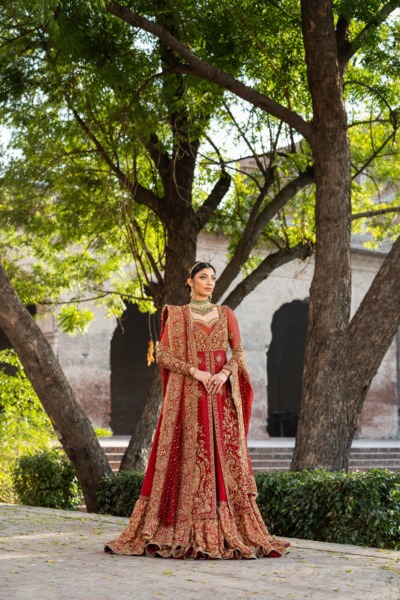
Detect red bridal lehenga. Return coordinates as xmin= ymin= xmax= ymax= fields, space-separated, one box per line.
xmin=105 ymin=304 xmax=289 ymax=559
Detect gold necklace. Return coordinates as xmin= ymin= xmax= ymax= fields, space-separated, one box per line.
xmin=189 ymin=298 xmax=215 ymax=316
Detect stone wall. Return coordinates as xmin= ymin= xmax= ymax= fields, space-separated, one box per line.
xmin=33 ymin=233 xmax=398 ymax=440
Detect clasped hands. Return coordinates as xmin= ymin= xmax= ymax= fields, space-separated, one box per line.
xmin=189 ymin=367 xmax=228 ymax=394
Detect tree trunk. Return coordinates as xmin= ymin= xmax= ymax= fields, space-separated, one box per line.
xmin=292 ymin=1 xmax=400 ymax=470
xmin=292 ymin=240 xmax=400 ymax=469
xmin=119 ymin=367 xmax=162 ymax=471
xmin=292 ymin=0 xmax=353 ymax=470
xmin=120 ymin=215 xmax=198 ymax=470
xmin=162 ymin=214 xmax=199 ymax=306
xmin=0 ymin=262 xmax=112 ymax=511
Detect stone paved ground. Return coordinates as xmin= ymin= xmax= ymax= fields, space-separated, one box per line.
xmin=1 ymin=503 xmax=399 ymax=600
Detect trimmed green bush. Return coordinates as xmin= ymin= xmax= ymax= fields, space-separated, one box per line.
xmin=255 ymin=469 xmax=400 ymax=550
xmin=97 ymin=471 xmax=144 ymax=517
xmin=97 ymin=468 xmax=400 ymax=549
xmin=13 ymin=448 xmax=83 ymax=510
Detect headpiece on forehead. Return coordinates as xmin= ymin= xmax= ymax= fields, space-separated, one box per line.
xmin=189 ymin=261 xmax=216 ymax=277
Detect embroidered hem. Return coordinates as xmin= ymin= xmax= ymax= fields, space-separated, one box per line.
xmin=104 ymin=495 xmax=289 ymax=560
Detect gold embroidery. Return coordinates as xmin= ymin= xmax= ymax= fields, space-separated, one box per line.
xmin=192 ymin=422 xmax=214 ymax=517
xmin=105 ymin=303 xmax=288 ymax=560
xmin=105 ymin=496 xmax=289 ymax=559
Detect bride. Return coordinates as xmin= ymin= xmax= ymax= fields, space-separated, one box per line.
xmin=105 ymin=261 xmax=289 ymax=559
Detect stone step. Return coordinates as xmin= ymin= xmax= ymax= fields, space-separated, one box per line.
xmin=102 ymin=441 xmax=400 ymax=473
xmin=248 ymin=448 xmax=400 ymax=455
xmin=108 ymin=461 xmax=122 ymax=471
xmin=349 ymin=460 xmax=400 ymax=469
xmin=251 ymin=459 xmax=292 ymax=468
xmin=249 ymin=452 xmax=293 ymax=460
xmin=104 ymin=452 xmax=125 ymax=460
xmin=252 ymin=466 xmax=288 ymax=472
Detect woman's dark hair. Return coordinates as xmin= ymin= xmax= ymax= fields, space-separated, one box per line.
xmin=188 ymin=261 xmax=216 ymax=278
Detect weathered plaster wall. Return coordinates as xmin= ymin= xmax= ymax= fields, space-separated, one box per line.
xmin=36 ymin=234 xmax=398 ymax=439
xmin=38 ymin=304 xmax=114 ymax=429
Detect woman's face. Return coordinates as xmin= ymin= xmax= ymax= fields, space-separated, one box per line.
xmin=188 ymin=267 xmax=216 ymax=300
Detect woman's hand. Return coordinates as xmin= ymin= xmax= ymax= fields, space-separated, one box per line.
xmin=209 ymin=371 xmax=228 ymax=394
xmin=190 ymin=368 xmax=227 ymax=394
xmin=191 ymin=368 xmax=213 ymax=391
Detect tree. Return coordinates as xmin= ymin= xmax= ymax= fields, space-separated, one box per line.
xmin=0 ymin=0 xmax=314 ymax=477
xmin=103 ymin=0 xmax=400 ymax=470
xmin=0 ymin=0 xmax=399 ymax=488
xmin=0 ymin=263 xmax=112 ymax=511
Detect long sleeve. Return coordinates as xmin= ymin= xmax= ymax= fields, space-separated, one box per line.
xmin=222 ymin=307 xmax=248 ymax=373
xmin=156 ymin=314 xmax=193 ymax=376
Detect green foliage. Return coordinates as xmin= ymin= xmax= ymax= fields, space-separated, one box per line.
xmin=0 ymin=0 xmax=175 ymax=319
xmin=94 ymin=427 xmax=113 ymax=437
xmin=0 ymin=349 xmax=54 ymax=502
xmin=254 ymin=469 xmax=400 ymax=550
xmin=0 ymin=0 xmax=399 ymax=326
xmin=12 ymin=447 xmax=82 ymax=510
xmin=97 ymin=468 xmax=400 ymax=549
xmin=57 ymin=305 xmax=94 ymax=335
xmin=97 ymin=470 xmax=145 ymax=517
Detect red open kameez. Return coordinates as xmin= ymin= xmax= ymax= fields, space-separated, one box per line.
xmin=105 ymin=304 xmax=289 ymax=559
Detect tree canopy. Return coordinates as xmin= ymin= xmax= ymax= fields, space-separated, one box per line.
xmin=0 ymin=0 xmax=399 ymax=329
xmin=0 ymin=1 xmax=399 ymax=492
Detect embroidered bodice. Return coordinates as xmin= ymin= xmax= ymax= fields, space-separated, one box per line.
xmin=191 ymin=306 xmax=229 ymax=353
xmin=156 ymin=304 xmax=247 ymax=377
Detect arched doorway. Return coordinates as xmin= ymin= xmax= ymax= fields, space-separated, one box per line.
xmin=267 ymin=299 xmax=308 ymax=437
xmin=110 ymin=304 xmax=156 ymax=435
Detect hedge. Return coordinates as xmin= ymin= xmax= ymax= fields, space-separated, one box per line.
xmin=97 ymin=470 xmax=144 ymax=517
xmin=97 ymin=468 xmax=400 ymax=550
xmin=13 ymin=448 xmax=83 ymax=510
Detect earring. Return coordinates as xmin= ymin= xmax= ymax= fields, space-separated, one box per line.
xmin=190 ymin=288 xmax=194 ymax=300
xmin=208 ymin=293 xmax=212 ymax=302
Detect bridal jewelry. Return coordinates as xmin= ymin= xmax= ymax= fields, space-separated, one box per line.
xmin=189 ymin=298 xmax=215 ymax=316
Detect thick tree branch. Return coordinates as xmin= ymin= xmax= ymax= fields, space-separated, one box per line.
xmin=132 ymin=182 xmax=165 ymax=219
xmin=106 ymin=3 xmax=313 ymax=143
xmin=336 ymin=16 xmax=351 ymax=53
xmin=214 ymin=167 xmax=314 ymax=301
xmin=254 ymin=167 xmax=315 ymax=236
xmin=346 ymin=235 xmax=400 ymax=377
xmin=223 ymin=242 xmax=314 ymax=310
xmin=338 ymin=1 xmax=399 ymax=68
xmin=143 ymin=133 xmax=171 ymax=181
xmin=195 ymin=172 xmax=231 ymax=229
xmin=351 ymin=206 xmax=400 ymax=220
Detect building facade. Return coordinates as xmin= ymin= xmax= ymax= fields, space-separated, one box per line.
xmin=1 ymin=233 xmax=398 ymax=440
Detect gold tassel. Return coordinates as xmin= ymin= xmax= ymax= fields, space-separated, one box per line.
xmin=147 ymin=339 xmax=155 ymax=366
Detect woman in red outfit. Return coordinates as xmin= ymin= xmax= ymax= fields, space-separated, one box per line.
xmin=105 ymin=262 xmax=289 ymax=559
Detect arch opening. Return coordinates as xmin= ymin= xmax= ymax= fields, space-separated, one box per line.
xmin=110 ymin=303 xmax=156 ymax=435
xmin=267 ymin=299 xmax=308 ymax=437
